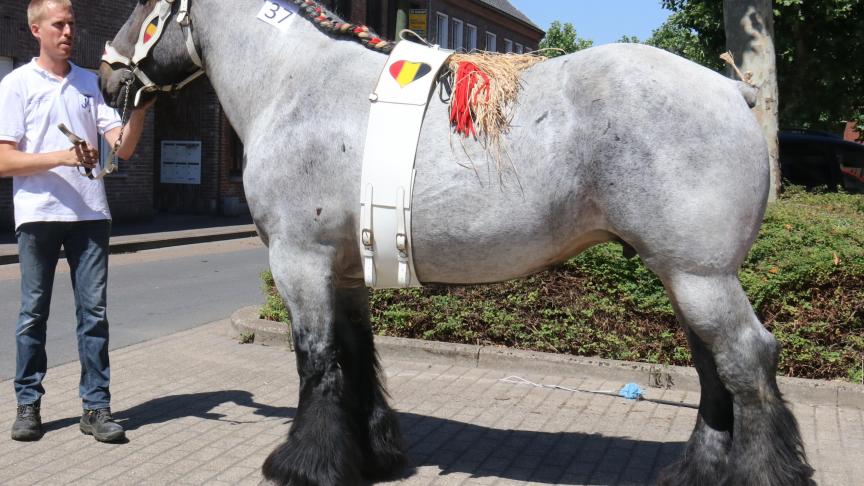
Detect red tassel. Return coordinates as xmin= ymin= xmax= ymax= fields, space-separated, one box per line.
xmin=450 ymin=62 xmax=490 ymax=138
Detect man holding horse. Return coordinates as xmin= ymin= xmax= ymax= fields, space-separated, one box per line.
xmin=0 ymin=0 xmax=151 ymax=442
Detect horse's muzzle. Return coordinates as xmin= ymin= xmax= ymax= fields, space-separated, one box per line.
xmin=99 ymin=63 xmax=136 ymax=109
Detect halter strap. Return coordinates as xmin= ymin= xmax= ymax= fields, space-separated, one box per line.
xmin=101 ymin=0 xmax=204 ymax=106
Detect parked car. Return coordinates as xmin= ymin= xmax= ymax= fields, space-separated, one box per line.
xmin=779 ymin=129 xmax=864 ymax=193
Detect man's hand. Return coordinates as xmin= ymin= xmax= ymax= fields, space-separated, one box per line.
xmin=57 ymin=123 xmax=99 ymax=172
xmin=65 ymin=142 xmax=99 ymax=170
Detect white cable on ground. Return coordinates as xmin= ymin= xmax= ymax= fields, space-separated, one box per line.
xmin=498 ymin=375 xmax=703 ymax=408
xmin=499 ymin=375 xmax=618 ymax=395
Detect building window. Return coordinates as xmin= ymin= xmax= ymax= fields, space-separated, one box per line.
xmin=230 ymin=126 xmax=244 ymax=176
xmin=436 ymin=12 xmax=449 ymax=49
xmin=99 ymin=136 xmax=117 ymax=174
xmin=515 ymin=43 xmax=524 ymax=54
xmin=84 ymin=66 xmax=121 ymax=174
xmin=466 ymin=24 xmax=477 ymax=51
xmin=504 ymin=39 xmax=513 ymax=53
xmin=319 ymin=0 xmax=349 ymax=17
xmin=485 ymin=32 xmax=496 ymax=52
xmin=451 ymin=18 xmax=464 ymax=51
xmin=0 ymin=56 xmax=12 ymax=81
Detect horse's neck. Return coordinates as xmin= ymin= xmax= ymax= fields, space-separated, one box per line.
xmin=193 ymin=0 xmax=384 ymax=142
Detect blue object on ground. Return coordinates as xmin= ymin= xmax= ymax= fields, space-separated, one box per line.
xmin=619 ymin=383 xmax=644 ymax=400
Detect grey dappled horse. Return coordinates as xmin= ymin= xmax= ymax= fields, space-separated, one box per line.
xmin=100 ymin=1 xmax=814 ymax=485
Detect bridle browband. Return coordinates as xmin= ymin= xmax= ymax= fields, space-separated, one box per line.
xmin=101 ymin=0 xmax=204 ymax=107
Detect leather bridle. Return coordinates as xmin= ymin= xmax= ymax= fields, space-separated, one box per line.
xmin=101 ymin=0 xmax=204 ymax=107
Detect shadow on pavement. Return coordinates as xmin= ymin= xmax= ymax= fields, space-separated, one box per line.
xmin=398 ymin=413 xmax=683 ymax=485
xmin=41 ymin=390 xmax=294 ymax=434
xmin=115 ymin=390 xmax=296 ymax=430
xmin=43 ymin=390 xmax=684 ymax=484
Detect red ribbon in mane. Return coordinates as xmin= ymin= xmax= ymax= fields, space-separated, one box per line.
xmin=450 ymin=61 xmax=490 ymax=138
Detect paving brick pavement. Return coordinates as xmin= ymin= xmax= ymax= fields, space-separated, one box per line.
xmin=1 ymin=319 xmax=861 ymax=485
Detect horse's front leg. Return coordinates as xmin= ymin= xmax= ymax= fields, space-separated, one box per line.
xmin=261 ymin=245 xmax=361 ymax=485
xmin=333 ymin=287 xmax=407 ymax=480
xmin=261 ymin=244 xmax=406 ymax=485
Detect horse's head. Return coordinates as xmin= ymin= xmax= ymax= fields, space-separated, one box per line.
xmin=99 ymin=0 xmax=204 ymax=111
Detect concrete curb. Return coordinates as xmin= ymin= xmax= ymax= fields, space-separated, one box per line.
xmin=230 ymin=305 xmax=864 ymax=410
xmin=230 ymin=306 xmax=294 ymax=348
xmin=0 ymin=224 xmax=258 ymax=265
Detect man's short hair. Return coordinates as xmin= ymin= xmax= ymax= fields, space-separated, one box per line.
xmin=27 ymin=0 xmax=73 ymax=26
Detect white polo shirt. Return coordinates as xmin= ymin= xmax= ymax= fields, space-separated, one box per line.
xmin=0 ymin=59 xmax=122 ymax=229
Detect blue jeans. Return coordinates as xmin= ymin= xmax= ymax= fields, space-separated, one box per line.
xmin=15 ymin=220 xmax=112 ymax=409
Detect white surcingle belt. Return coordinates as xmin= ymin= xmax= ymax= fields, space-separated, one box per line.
xmin=359 ymin=39 xmax=453 ymax=288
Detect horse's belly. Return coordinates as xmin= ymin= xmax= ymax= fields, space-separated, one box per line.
xmin=409 ymin=181 xmax=609 ymax=284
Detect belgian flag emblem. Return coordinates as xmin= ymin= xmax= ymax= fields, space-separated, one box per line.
xmin=143 ymin=19 xmax=159 ymax=44
xmin=389 ymin=61 xmax=432 ymax=88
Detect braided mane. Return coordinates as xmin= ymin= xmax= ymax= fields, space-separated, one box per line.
xmin=287 ymin=0 xmax=547 ymax=170
xmin=287 ymin=0 xmax=394 ymax=53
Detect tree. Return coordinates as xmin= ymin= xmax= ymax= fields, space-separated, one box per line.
xmin=646 ymin=9 xmax=724 ymax=70
xmin=724 ymin=0 xmax=780 ymax=200
xmin=650 ymin=0 xmax=864 ymax=135
xmin=538 ymin=21 xmax=593 ymax=57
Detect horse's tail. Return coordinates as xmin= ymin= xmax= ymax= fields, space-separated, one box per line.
xmin=735 ymin=81 xmax=759 ymax=108
xmin=720 ymin=51 xmax=759 ymax=108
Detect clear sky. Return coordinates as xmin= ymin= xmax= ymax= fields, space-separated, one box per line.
xmin=508 ymin=0 xmax=674 ymax=45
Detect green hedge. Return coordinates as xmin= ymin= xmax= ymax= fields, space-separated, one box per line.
xmin=262 ymin=188 xmax=864 ymax=382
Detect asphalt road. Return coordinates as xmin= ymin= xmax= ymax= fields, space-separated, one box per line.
xmin=0 ymin=237 xmax=269 ymax=381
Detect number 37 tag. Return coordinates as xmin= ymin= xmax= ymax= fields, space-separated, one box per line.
xmin=257 ymin=0 xmax=300 ymax=32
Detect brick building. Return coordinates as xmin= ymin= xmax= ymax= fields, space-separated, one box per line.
xmin=338 ymin=0 xmax=544 ymax=53
xmin=0 ymin=0 xmax=541 ymax=231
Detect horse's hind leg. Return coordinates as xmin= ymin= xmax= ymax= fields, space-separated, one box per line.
xmin=333 ymin=287 xmax=406 ymax=479
xmin=656 ymin=272 xmax=814 ymax=486
xmin=657 ymin=322 xmax=733 ymax=484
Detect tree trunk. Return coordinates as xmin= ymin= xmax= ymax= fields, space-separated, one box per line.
xmin=724 ymin=0 xmax=780 ymax=201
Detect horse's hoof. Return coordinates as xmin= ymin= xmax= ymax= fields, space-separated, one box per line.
xmin=361 ymin=447 xmax=409 ymax=481
xmin=361 ymin=405 xmax=408 ymax=480
xmin=657 ymin=460 xmax=726 ymax=486
xmin=262 ymin=433 xmax=361 ymax=486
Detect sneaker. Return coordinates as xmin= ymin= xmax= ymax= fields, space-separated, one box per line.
xmin=11 ymin=400 xmax=43 ymax=441
xmin=80 ymin=408 xmax=125 ymax=443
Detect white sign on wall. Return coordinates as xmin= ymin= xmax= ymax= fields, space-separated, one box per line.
xmin=161 ymin=140 xmax=202 ymax=184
